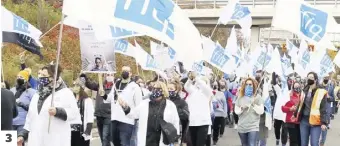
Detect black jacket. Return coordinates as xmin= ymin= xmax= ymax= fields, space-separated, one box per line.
xmin=296 ymin=87 xmax=328 ymax=125
xmin=83 ymin=75 xmax=111 ymax=118
xmin=170 ymin=95 xmax=189 ymax=122
xmin=1 ymin=88 xmax=18 ymax=130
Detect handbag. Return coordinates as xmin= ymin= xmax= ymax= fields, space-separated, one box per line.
xmin=158 ymin=101 xmax=180 ymax=145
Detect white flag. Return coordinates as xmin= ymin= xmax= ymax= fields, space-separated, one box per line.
xmin=64 ymin=17 xmax=141 ymax=40
xmin=134 ymin=41 xmax=160 ymax=72
xmin=334 ymin=51 xmax=340 ymax=68
xmin=63 ymin=0 xmax=203 ymax=68
xmin=2 ymin=6 xmax=43 ymax=57
xmin=113 ymin=39 xmax=135 ymax=58
xmin=294 ymin=40 xmax=311 ymax=77
xmin=272 ymin=0 xmax=337 ymax=50
xmin=150 ymin=41 xmax=176 ymax=70
xmin=218 ymin=0 xmax=252 ymax=37
xmin=202 ymin=36 xmax=236 ymax=74
xmin=285 ymin=39 xmax=299 ymax=61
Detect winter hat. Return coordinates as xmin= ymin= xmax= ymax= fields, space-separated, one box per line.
xmin=18 ymin=69 xmax=30 ymax=81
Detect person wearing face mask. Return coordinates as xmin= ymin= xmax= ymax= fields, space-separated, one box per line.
xmin=235 ymin=78 xmax=264 ymax=146
xmin=135 ymin=76 xmax=151 ymax=100
xmin=102 ymin=66 xmax=143 ymax=146
xmin=17 ymin=64 xmax=80 ymax=146
xmin=10 ymin=69 xmax=36 ymax=135
xmin=319 ymin=76 xmax=334 ymax=146
xmin=69 ymin=80 xmax=94 ymax=146
xmin=219 ymin=80 xmax=234 ymax=128
xmin=80 ymin=72 xmax=113 ymax=146
xmin=118 ymin=81 xmax=180 ymax=146
xmin=211 ymin=81 xmax=228 ymax=145
xmin=184 ymin=72 xmax=214 ymax=146
xmin=167 ymin=80 xmax=190 ymax=146
xmin=294 ymin=72 xmax=328 ymax=146
xmin=282 ymin=81 xmax=302 ymax=146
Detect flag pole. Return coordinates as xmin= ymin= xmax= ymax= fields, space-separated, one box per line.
xmin=1 ymin=63 xmax=4 ymax=82
xmin=254 ymin=26 xmax=273 ymax=96
xmin=210 ymin=23 xmax=219 ymax=38
xmin=20 ymin=21 xmax=62 ymax=54
xmin=48 ymin=14 xmax=65 ymax=133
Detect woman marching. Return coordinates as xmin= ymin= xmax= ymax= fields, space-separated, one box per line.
xmin=17 ymin=64 xmax=80 ymax=146
xmin=235 ymin=78 xmax=264 ymax=146
xmin=282 ymin=81 xmax=302 ymax=146
xmin=118 ymin=80 xmax=180 ymax=146
xmin=70 ymin=78 xmax=95 ymax=146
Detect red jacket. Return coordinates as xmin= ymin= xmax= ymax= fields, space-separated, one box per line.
xmin=282 ymin=92 xmax=301 ymax=124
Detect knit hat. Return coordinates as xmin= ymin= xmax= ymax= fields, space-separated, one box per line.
xmin=18 ymin=69 xmax=30 ymax=81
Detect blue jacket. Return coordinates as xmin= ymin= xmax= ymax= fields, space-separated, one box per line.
xmin=10 ymin=88 xmax=36 ymax=125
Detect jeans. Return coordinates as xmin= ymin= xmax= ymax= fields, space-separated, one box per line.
xmin=213 ymin=117 xmax=225 ymax=142
xmin=300 ymin=117 xmax=322 ymax=146
xmin=238 ymin=131 xmax=258 ymax=146
xmin=96 ymin=116 xmax=111 ymax=146
xmin=111 ymin=120 xmax=134 ymax=146
xmin=189 ymin=125 xmax=209 ymax=146
xmin=257 ymin=139 xmax=267 ymax=146
xmin=320 ymin=129 xmax=327 ymax=145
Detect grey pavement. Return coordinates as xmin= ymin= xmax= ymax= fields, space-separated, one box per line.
xmin=90 ymin=114 xmax=340 ymax=146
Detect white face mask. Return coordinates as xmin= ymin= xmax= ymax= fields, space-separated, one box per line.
xmin=106 ymin=76 xmax=114 ymax=82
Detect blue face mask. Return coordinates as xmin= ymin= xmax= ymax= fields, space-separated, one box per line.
xmin=150 ymin=88 xmax=163 ymax=101
xmin=244 ymin=85 xmax=253 ymax=97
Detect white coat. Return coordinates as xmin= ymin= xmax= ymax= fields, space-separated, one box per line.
xmin=24 ymin=88 xmax=80 ymax=146
xmin=127 ymin=99 xmax=180 ymax=146
xmin=69 ymin=97 xmax=95 ymax=139
xmin=104 ymin=81 xmax=143 ymax=125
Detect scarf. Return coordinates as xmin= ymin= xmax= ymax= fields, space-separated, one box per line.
xmin=38 ymin=77 xmax=66 ymax=107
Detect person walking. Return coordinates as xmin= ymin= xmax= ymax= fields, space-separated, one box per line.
xmin=282 ymin=81 xmax=302 ymax=146
xmin=235 ymin=78 xmax=264 ymax=146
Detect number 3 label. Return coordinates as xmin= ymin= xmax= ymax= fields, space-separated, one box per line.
xmin=0 ymin=131 xmax=16 ymax=146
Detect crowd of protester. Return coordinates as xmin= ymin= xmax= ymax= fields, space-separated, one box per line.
xmin=1 ymin=56 xmax=340 ymax=146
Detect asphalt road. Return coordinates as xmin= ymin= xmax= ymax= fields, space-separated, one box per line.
xmin=90 ymin=114 xmax=340 ymax=146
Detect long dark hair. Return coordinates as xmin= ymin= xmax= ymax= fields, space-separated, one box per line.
xmin=73 ymin=86 xmax=89 ymax=100
xmin=304 ymin=72 xmax=319 ymax=91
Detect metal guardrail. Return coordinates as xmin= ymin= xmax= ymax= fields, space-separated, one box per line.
xmin=175 ymin=0 xmax=338 ymax=9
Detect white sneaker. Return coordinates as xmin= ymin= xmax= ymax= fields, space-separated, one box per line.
xmin=234 ymin=124 xmax=238 ymax=129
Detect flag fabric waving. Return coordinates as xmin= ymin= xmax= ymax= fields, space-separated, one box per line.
xmin=113 ymin=39 xmax=135 ymax=58
xmin=63 ymin=0 xmax=203 ymax=69
xmin=64 ymin=17 xmax=141 ymax=40
xmin=202 ymin=36 xmax=237 ymax=74
xmin=2 ymin=6 xmax=43 ymax=58
xmin=218 ymin=0 xmax=252 ymax=37
xmin=272 ymin=0 xmax=337 ymax=50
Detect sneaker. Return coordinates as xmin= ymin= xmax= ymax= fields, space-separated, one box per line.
xmin=276 ymin=140 xmax=280 ymax=146
xmin=234 ymin=124 xmax=238 ymax=129
xmin=213 ymin=141 xmax=217 ymax=145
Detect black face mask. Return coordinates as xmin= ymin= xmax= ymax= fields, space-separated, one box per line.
xmin=121 ymin=71 xmax=129 ymax=79
xmin=17 ymin=78 xmax=25 ymax=86
xmin=293 ymin=88 xmax=301 ymax=93
xmin=323 ymin=79 xmax=329 ymax=84
xmin=307 ymin=79 xmax=315 ymax=85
